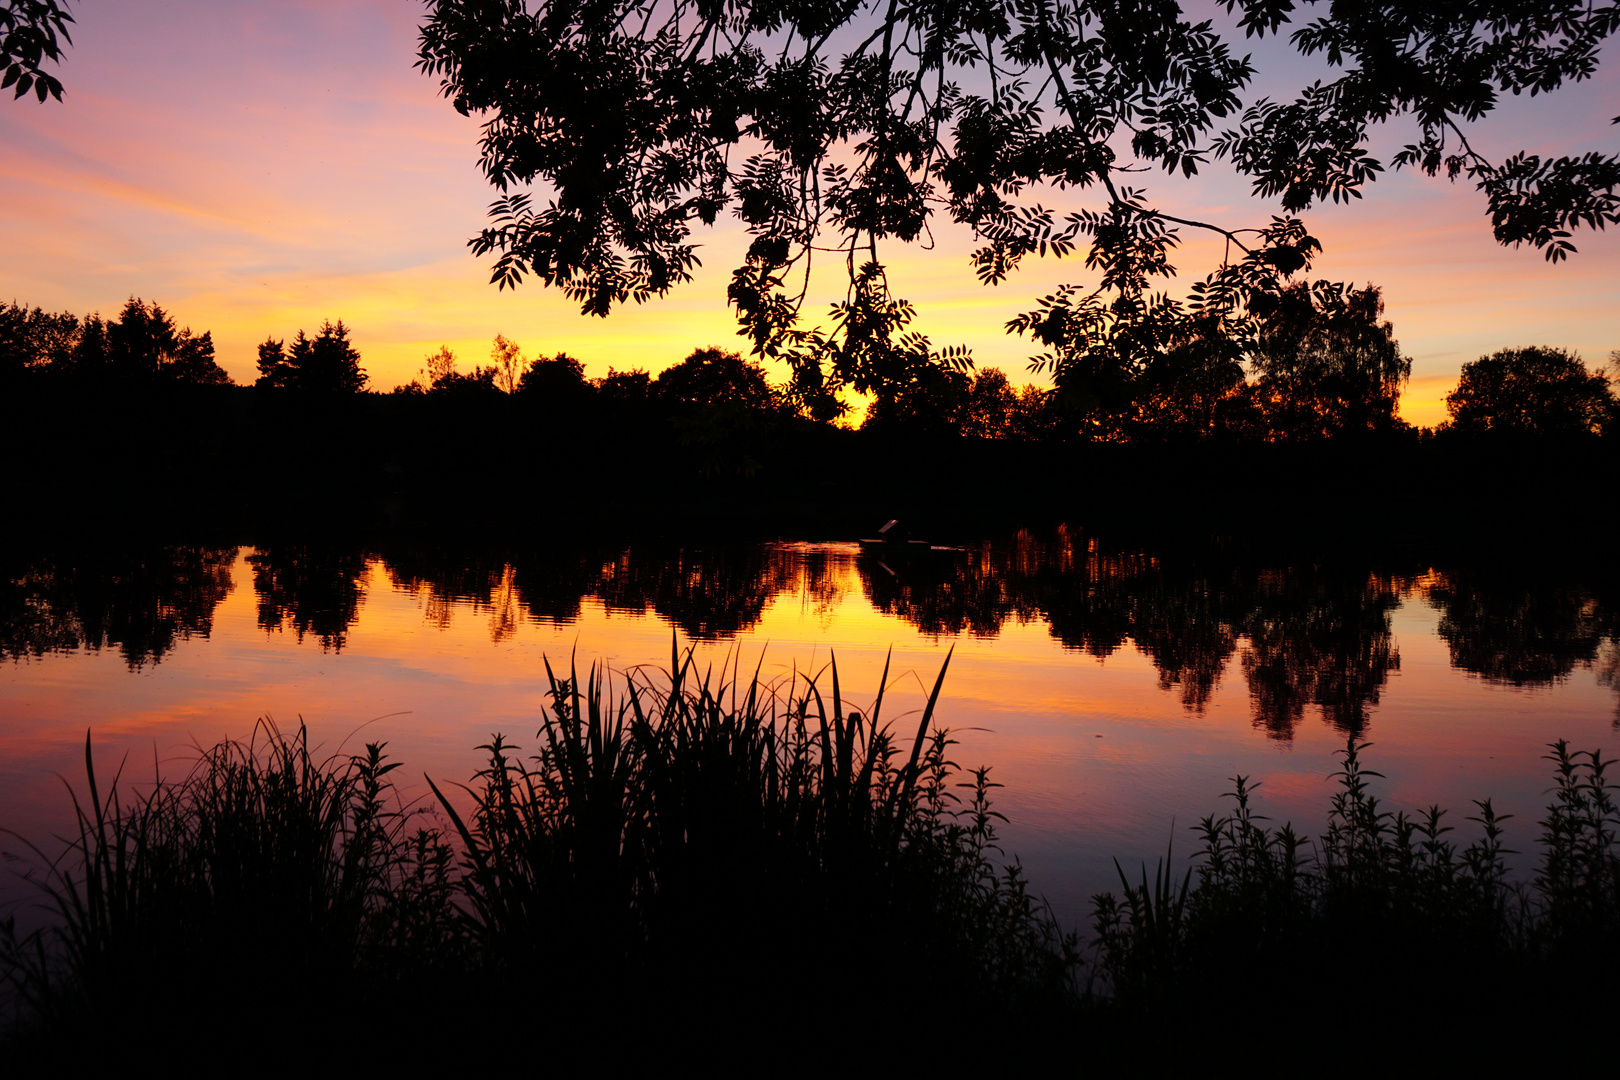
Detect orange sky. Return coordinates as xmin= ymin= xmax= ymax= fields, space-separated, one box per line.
xmin=1 ymin=1 xmax=1616 ymax=427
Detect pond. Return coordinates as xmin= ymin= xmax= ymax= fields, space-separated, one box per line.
xmin=3 ymin=529 xmax=1617 ymax=929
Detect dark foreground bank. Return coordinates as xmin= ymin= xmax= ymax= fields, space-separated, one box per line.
xmin=3 ymin=651 xmax=1616 ymax=1072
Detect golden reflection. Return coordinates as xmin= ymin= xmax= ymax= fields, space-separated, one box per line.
xmin=4 ymin=538 xmax=1619 ymax=927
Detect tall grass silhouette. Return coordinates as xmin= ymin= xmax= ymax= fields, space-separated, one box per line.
xmin=1090 ymin=738 xmax=1620 ymax=1066
xmin=0 ymin=721 xmax=456 ymax=1057
xmin=6 ymin=647 xmax=1616 ymax=1066
xmin=2 ymin=646 xmax=1076 ymax=1064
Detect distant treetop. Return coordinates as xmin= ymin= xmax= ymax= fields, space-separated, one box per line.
xmin=256 ymin=320 xmax=368 ymax=394
xmin=2 ymin=297 xmax=230 ymax=386
xmin=654 ymin=347 xmax=777 ymax=412
xmin=1446 ymin=347 xmax=1616 ymax=437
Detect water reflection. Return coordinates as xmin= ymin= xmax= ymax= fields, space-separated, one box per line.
xmin=1426 ymin=572 xmax=1605 ymax=686
xmin=0 ymin=546 xmax=236 ymax=668
xmin=1236 ymin=569 xmax=1405 ymax=739
xmin=595 ymin=545 xmax=807 ymax=639
xmin=382 ymin=547 xmax=530 ymax=639
xmin=4 ymin=533 xmax=1618 ymax=733
xmin=246 ymin=547 xmax=368 ymax=652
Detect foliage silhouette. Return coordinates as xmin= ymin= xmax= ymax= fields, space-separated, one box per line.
xmin=0 ymin=725 xmax=458 ymax=1062
xmin=0 ymin=301 xmax=76 ymax=377
xmin=487 ymin=333 xmax=525 ymax=394
xmin=1 ymin=299 xmax=229 ymax=386
xmin=1248 ymin=282 xmax=1411 ymax=440
xmin=1427 ymin=571 xmax=1606 ymax=687
xmin=256 ymin=321 xmax=368 ymax=394
xmin=1092 ymin=737 xmax=1620 ymax=1061
xmin=593 ymin=365 xmax=653 ymax=410
xmin=100 ymin=299 xmax=229 ymax=386
xmin=1445 ymin=346 xmax=1616 ymax=437
xmin=417 ymin=0 xmax=1620 ymax=422
xmin=1 ymin=653 xmax=1077 ymax=1064
xmin=1 ymin=0 xmax=71 ymax=102
xmin=245 ymin=546 xmax=369 ymax=652
xmin=8 ymin=532 xmax=1620 ymax=756
xmin=653 ymin=346 xmax=776 ymax=412
xmin=1236 ymin=569 xmax=1403 ymax=739
xmin=514 ymin=349 xmax=591 ymax=411
xmin=6 ymin=663 xmax=1619 ymax=1064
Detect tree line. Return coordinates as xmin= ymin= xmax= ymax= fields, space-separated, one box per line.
xmin=4 ymin=293 xmax=1615 ymax=444
xmin=0 ymin=298 xmax=230 ymax=387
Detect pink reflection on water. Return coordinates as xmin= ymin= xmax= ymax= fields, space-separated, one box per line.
xmin=2 ymin=546 xmax=1615 ymax=931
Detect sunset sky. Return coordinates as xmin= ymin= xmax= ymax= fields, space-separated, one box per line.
xmin=1 ymin=1 xmax=1616 ymax=425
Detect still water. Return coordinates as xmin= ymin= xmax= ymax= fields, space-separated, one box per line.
xmin=3 ymin=531 xmax=1617 ymax=928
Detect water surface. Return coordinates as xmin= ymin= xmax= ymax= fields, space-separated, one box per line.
xmin=4 ymin=532 xmax=1616 ymax=928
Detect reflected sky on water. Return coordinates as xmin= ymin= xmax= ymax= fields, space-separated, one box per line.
xmin=3 ymin=533 xmax=1617 ymax=929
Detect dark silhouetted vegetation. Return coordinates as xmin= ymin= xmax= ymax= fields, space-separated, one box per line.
xmin=10 ymin=533 xmax=1620 ymax=736
xmin=1 ymin=298 xmax=229 ymax=386
xmin=1 ymin=0 xmax=72 ymax=103
xmin=418 ymin=0 xmax=1619 ymax=439
xmin=245 ymin=545 xmax=369 ymax=652
xmin=0 ymin=723 xmax=459 ymax=1061
xmin=3 ymin=287 xmax=1618 ymax=561
xmin=1444 ymin=346 xmax=1616 ymax=438
xmin=1091 ymin=737 xmax=1620 ymax=1064
xmin=256 ymin=320 xmax=368 ymax=394
xmin=1 ymin=653 xmax=1077 ymax=1065
xmin=1248 ymin=282 xmax=1410 ymax=440
xmin=0 ymin=545 xmax=237 ymax=668
xmin=4 ymin=655 xmax=1617 ymax=1067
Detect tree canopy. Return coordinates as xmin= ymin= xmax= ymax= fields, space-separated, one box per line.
xmin=1445 ymin=346 xmax=1615 ymax=437
xmin=256 ymin=321 xmax=368 ymax=394
xmin=417 ymin=0 xmax=1620 ymax=418
xmin=654 ymin=346 xmax=777 ymax=411
xmin=1 ymin=0 xmax=71 ymax=102
xmin=1 ymin=297 xmax=229 ymax=386
xmin=1249 ymin=282 xmax=1409 ymax=440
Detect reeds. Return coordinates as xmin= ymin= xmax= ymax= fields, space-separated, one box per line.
xmin=430 ymin=644 xmax=1079 ymax=1026
xmin=1 ymin=721 xmax=455 ymax=1055
xmin=2 ymin=647 xmax=1077 ymax=1063
xmin=1090 ymin=735 xmax=1620 ymax=1061
xmin=14 ymin=651 xmax=1613 ymax=1065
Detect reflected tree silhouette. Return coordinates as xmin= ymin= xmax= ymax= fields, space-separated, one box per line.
xmin=1238 ymin=571 xmax=1403 ymax=739
xmin=246 ymin=547 xmax=368 ymax=652
xmin=383 ymin=548 xmax=520 ymax=634
xmin=16 ymin=536 xmax=1616 ymax=743
xmin=511 ymin=549 xmax=618 ymax=627
xmin=0 ymin=546 xmax=236 ymax=668
xmin=381 ymin=542 xmax=822 ymax=640
xmin=1036 ymin=550 xmax=1159 ymax=661
xmin=1426 ymin=572 xmax=1603 ymax=686
xmin=385 ymin=544 xmax=618 ymax=639
xmin=781 ymin=546 xmax=849 ymax=622
xmin=596 ymin=545 xmax=800 ymax=640
xmin=854 ymin=530 xmax=1405 ymax=737
xmin=1597 ymin=642 xmax=1620 ymax=726
xmin=860 ymin=546 xmax=1023 ymax=639
xmin=1131 ymin=576 xmax=1243 ymax=714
